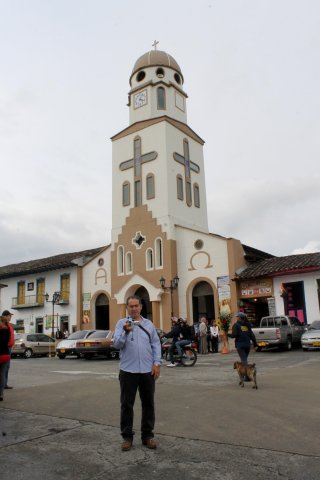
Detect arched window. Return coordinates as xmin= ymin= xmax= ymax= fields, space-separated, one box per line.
xmin=146 ymin=248 xmax=154 ymax=270
xmin=194 ymin=183 xmax=200 ymax=208
xmin=177 ymin=175 xmax=183 ymax=200
xmin=155 ymin=238 xmax=163 ymax=268
xmin=157 ymin=87 xmax=166 ymax=110
xmin=146 ymin=173 xmax=155 ymax=199
xmin=117 ymin=246 xmax=124 ymax=275
xmin=126 ymin=252 xmax=133 ymax=274
xmin=186 ymin=180 xmax=192 ymax=207
xmin=122 ymin=182 xmax=130 ymax=206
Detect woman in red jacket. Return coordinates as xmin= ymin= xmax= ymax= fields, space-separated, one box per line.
xmin=0 ymin=316 xmax=11 ymax=401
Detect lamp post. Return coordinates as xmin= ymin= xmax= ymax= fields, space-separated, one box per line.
xmin=159 ymin=274 xmax=179 ymax=317
xmin=45 ymin=291 xmax=61 ymax=338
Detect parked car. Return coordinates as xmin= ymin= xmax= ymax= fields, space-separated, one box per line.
xmin=252 ymin=315 xmax=306 ymax=351
xmin=11 ymin=333 xmax=56 ymax=358
xmin=56 ymin=330 xmax=96 ymax=359
xmin=301 ymin=320 xmax=320 ymax=351
xmin=76 ymin=330 xmax=119 ymax=359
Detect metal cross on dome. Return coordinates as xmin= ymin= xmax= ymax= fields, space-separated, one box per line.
xmin=152 ymin=40 xmax=159 ymax=50
xmin=173 ymin=139 xmax=200 ymax=206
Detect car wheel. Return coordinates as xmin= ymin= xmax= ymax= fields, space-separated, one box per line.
xmin=285 ymin=337 xmax=292 ymax=351
xmin=302 ymin=347 xmax=308 ymax=351
xmin=109 ymin=350 xmax=118 ymax=359
xmin=24 ymin=348 xmax=33 ymax=359
xmin=256 ymin=346 xmax=262 ymax=352
xmin=58 ymin=354 xmax=66 ymax=359
xmin=84 ymin=353 xmax=93 ymax=360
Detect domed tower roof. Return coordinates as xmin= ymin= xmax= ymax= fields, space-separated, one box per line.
xmin=130 ymin=50 xmax=184 ymax=84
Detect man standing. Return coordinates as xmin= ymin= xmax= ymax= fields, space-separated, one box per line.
xmin=113 ymin=296 xmax=161 ymax=451
xmin=2 ymin=310 xmax=14 ymax=389
xmin=231 ymin=312 xmax=257 ymax=364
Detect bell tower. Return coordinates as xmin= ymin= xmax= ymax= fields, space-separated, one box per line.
xmin=111 ymin=47 xmax=209 ymax=243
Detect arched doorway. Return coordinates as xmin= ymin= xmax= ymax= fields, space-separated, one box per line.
xmin=192 ymin=281 xmax=214 ymax=323
xmin=135 ymin=286 xmax=152 ymax=320
xmin=95 ymin=293 xmax=110 ymax=330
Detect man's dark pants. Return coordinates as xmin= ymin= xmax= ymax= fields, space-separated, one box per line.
xmin=119 ymin=370 xmax=155 ymax=442
xmin=237 ymin=346 xmax=250 ymax=364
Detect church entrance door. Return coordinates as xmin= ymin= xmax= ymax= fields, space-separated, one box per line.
xmin=192 ymin=281 xmax=214 ymax=323
xmin=95 ymin=293 xmax=110 ymax=330
xmin=135 ymin=286 xmax=152 ymax=320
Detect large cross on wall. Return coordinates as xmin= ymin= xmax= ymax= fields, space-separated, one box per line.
xmin=119 ymin=137 xmax=158 ymax=206
xmin=173 ymin=139 xmax=200 ymax=206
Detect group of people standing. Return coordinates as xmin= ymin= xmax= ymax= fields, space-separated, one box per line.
xmin=197 ymin=317 xmax=220 ymax=354
xmin=0 ymin=310 xmax=14 ymax=401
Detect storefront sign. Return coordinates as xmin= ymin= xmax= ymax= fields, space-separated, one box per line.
xmin=240 ymin=278 xmax=273 ymax=298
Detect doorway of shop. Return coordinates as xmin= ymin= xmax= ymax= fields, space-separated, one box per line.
xmin=135 ymin=286 xmax=152 ymax=320
xmin=95 ymin=293 xmax=110 ymax=329
xmin=283 ymin=281 xmax=307 ymax=324
xmin=192 ymin=281 xmax=214 ymax=323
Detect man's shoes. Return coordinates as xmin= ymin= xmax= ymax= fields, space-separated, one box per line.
xmin=5 ymin=386 xmax=13 ymax=389
xmin=166 ymin=363 xmax=177 ymax=367
xmin=121 ymin=439 xmax=133 ymax=451
xmin=142 ymin=438 xmax=157 ymax=449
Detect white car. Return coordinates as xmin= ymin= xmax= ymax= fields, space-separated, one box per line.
xmin=301 ymin=321 xmax=320 ymax=351
xmin=56 ymin=330 xmax=96 ymax=359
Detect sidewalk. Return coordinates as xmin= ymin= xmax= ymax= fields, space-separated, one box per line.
xmin=1 ymin=350 xmax=319 ymax=479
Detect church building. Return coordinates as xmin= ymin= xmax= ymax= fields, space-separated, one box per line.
xmin=81 ymin=48 xmax=266 ymax=332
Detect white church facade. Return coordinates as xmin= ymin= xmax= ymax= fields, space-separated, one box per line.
xmin=81 ymin=49 xmax=255 ymax=332
xmin=0 ymin=49 xmax=273 ymax=335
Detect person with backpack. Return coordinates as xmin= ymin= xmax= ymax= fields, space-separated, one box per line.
xmin=163 ymin=317 xmax=182 ymax=367
xmin=231 ymin=312 xmax=257 ymax=364
xmin=175 ymin=317 xmax=193 ymax=358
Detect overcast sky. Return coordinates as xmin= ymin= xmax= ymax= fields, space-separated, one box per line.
xmin=1 ymin=0 xmax=319 ymax=267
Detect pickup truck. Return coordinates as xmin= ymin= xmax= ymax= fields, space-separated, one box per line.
xmin=252 ymin=315 xmax=306 ymax=351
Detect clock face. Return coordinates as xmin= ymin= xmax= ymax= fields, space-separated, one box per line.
xmin=134 ymin=90 xmax=147 ymax=109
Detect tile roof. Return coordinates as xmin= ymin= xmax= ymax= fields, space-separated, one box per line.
xmin=236 ymin=252 xmax=320 ymax=280
xmin=0 ymin=247 xmax=105 ymax=280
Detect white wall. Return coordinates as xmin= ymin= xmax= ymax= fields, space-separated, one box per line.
xmin=82 ymin=247 xmax=111 ymax=328
xmin=1 ymin=267 xmax=79 ymax=335
xmin=175 ymin=226 xmax=229 ymax=319
xmin=273 ymin=272 xmax=320 ymax=324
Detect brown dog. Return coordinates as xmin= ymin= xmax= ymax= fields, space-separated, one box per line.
xmin=233 ymin=361 xmax=258 ymax=389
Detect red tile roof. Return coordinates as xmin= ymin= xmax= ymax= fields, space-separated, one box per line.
xmin=236 ymin=252 xmax=320 ymax=279
xmin=0 ymin=247 xmax=105 ymax=279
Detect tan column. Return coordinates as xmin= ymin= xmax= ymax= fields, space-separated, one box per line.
xmin=151 ymin=301 xmax=160 ymax=328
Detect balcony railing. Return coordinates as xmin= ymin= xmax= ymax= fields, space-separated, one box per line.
xmin=12 ymin=295 xmax=45 ymax=309
xmin=12 ymin=290 xmax=70 ymax=309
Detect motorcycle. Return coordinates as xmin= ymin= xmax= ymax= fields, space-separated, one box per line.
xmin=161 ymin=337 xmax=198 ymax=367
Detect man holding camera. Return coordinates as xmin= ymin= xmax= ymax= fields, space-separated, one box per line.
xmin=113 ymin=295 xmax=161 ymax=451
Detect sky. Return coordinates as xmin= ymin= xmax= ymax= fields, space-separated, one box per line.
xmin=1 ymin=0 xmax=319 ymax=267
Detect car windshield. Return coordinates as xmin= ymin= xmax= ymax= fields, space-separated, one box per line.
xmin=67 ymin=330 xmax=94 ymax=340
xmin=88 ymin=330 xmax=110 ymax=339
xmin=309 ymin=321 xmax=320 ymax=330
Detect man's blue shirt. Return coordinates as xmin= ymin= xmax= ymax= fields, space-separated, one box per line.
xmin=113 ymin=317 xmax=161 ymax=373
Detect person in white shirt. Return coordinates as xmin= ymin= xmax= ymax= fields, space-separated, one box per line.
xmin=210 ymin=320 xmax=219 ymax=353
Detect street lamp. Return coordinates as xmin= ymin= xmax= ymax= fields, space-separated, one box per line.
xmin=159 ymin=274 xmax=179 ymax=317
xmin=45 ymin=291 xmax=61 ymax=338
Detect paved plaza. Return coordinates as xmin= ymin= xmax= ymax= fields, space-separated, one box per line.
xmin=0 ymin=349 xmax=319 ymax=479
